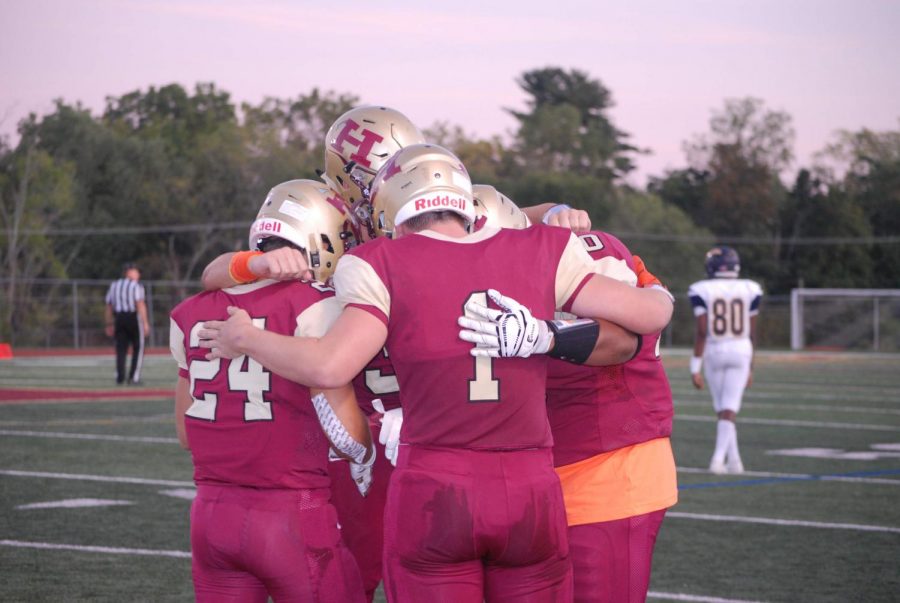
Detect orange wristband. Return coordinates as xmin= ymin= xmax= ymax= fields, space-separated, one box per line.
xmin=228 ymin=251 xmax=263 ymax=284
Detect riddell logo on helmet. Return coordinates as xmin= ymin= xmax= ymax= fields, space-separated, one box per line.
xmin=414 ymin=195 xmax=467 ymax=212
xmin=255 ymin=220 xmax=282 ymax=233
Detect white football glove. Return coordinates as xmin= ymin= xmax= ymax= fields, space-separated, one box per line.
xmin=327 ymin=445 xmax=376 ymax=497
xmin=312 ymin=393 xmax=368 ymax=463
xmin=372 ymin=398 xmax=403 ymax=467
xmin=349 ymin=446 xmax=376 ymax=497
xmin=317 ymin=389 xmax=377 ymax=498
xmin=457 ymin=289 xmax=553 ymax=358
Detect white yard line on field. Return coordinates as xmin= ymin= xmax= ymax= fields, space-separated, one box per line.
xmin=16 ymin=498 xmax=134 ymax=510
xmin=0 ymin=414 xmax=174 ymax=428
xmin=675 ymin=415 xmax=900 ymax=432
xmin=0 ymin=469 xmax=193 ymax=487
xmin=0 ymin=429 xmax=179 ymax=443
xmin=0 ymin=539 xmax=190 ymax=558
xmin=648 ymin=592 xmax=766 ymax=603
xmin=667 ymin=511 xmax=900 ymax=534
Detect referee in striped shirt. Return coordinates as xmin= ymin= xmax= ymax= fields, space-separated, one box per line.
xmin=104 ymin=262 xmax=151 ymax=384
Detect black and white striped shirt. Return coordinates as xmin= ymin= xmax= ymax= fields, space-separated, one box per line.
xmin=106 ymin=278 xmax=146 ymax=313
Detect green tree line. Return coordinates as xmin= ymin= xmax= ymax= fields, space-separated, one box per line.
xmin=2 ymin=67 xmax=899 ymax=344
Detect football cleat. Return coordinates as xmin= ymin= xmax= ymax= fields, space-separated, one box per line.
xmin=705 ymin=246 xmax=741 ymax=278
xmin=249 ymin=180 xmax=357 ymax=283
xmin=471 ymin=184 xmax=531 ymax=231
xmin=323 ymin=106 xmax=426 ymax=238
xmin=726 ymin=458 xmax=745 ymax=474
xmin=368 ymin=144 xmax=474 ymax=238
xmin=708 ymin=458 xmax=727 ymax=475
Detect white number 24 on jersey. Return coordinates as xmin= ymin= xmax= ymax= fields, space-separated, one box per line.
xmin=185 ymin=319 xmax=273 ymax=422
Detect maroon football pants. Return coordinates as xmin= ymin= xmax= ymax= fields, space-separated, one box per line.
xmin=568 ymin=508 xmax=667 ymax=603
xmin=190 ymin=484 xmax=365 ymax=603
xmin=382 ymin=446 xmax=572 ymax=603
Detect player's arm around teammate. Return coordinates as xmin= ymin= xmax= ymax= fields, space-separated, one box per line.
xmin=174 ymin=376 xmax=367 ymax=453
xmin=201 ymin=255 xmax=672 ymax=388
xmin=522 ymin=202 xmax=592 ymax=232
xmin=201 ymin=246 xmax=313 ymax=290
xmin=201 ymin=204 xmax=592 ymax=291
xmin=202 ymin=300 xmax=387 ymax=390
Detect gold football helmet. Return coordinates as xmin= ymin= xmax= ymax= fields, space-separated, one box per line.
xmin=249 ymin=179 xmax=356 ymax=282
xmin=472 ymin=184 xmax=531 ymax=231
xmin=323 ymin=105 xmax=426 ymax=236
xmin=368 ymin=144 xmax=474 ymax=238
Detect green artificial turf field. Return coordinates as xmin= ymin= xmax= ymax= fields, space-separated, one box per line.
xmin=1 ymin=350 xmax=898 ymax=602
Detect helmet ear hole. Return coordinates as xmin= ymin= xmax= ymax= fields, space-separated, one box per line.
xmin=320 ymin=234 xmax=335 ymax=254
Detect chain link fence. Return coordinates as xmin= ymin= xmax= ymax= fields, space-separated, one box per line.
xmin=0 ymin=278 xmax=203 ymax=348
xmin=1 ymin=277 xmax=799 ymax=350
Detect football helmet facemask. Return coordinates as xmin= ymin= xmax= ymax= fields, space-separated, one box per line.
xmin=471 ymin=184 xmax=531 ymax=231
xmin=705 ymin=246 xmax=740 ymax=278
xmin=368 ymin=144 xmax=474 ymax=238
xmin=323 ymin=106 xmax=426 ymax=238
xmin=249 ymin=179 xmax=357 ymax=282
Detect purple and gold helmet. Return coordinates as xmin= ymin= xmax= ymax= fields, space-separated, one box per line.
xmin=705 ymin=246 xmax=740 ymax=278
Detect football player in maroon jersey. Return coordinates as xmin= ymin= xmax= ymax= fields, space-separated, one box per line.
xmin=200 ymin=105 xmax=420 ymax=601
xmin=171 ymin=180 xmax=372 ymax=602
xmin=199 ymin=144 xmax=673 ymax=602
xmin=462 ymin=192 xmax=677 ymax=603
xmin=198 ymin=105 xmax=598 ymax=602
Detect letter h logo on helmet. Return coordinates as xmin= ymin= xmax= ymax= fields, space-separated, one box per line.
xmin=331 ymin=119 xmax=384 ymax=169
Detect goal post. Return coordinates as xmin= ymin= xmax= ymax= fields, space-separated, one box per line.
xmin=790 ymin=288 xmax=900 ymax=352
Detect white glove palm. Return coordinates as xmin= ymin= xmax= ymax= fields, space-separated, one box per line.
xmin=373 ymin=398 xmax=403 ymax=467
xmin=457 ymin=289 xmax=552 ymax=358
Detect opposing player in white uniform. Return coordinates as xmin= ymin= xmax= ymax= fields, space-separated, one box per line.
xmin=687 ymin=246 xmax=762 ymax=474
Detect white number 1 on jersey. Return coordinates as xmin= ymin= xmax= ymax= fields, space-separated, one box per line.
xmin=465 ymin=291 xmax=500 ymax=402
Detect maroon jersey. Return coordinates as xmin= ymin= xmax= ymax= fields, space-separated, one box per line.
xmin=170 ymin=279 xmax=342 ymax=489
xmin=334 ymin=225 xmax=595 ymax=450
xmin=546 ymin=231 xmax=674 ymax=467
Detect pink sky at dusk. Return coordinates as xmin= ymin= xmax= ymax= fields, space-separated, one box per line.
xmin=1 ymin=0 xmax=898 ymax=185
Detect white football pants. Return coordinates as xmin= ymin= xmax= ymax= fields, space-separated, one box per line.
xmin=704 ymin=339 xmax=752 ymax=414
